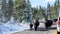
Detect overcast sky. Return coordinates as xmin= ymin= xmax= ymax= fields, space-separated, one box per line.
xmin=30 ymin=0 xmax=56 ymax=7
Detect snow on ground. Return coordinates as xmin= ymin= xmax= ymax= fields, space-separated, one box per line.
xmin=0 ymin=21 xmax=44 ymax=34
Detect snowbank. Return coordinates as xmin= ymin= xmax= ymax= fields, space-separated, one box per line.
xmin=0 ymin=21 xmax=44 ymax=34
xmin=0 ymin=23 xmax=29 ymax=34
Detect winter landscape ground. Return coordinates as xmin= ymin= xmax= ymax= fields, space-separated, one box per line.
xmin=0 ymin=20 xmax=44 ymax=34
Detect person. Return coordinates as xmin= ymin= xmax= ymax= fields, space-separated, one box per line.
xmin=56 ymin=17 xmax=60 ymax=25
xmin=56 ymin=17 xmax=60 ymax=34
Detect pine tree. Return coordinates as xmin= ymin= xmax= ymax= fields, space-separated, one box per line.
xmin=24 ymin=0 xmax=32 ymax=22
xmin=13 ymin=0 xmax=26 ymax=21
xmin=53 ymin=0 xmax=59 ymax=18
xmin=8 ymin=0 xmax=14 ymax=19
xmin=2 ymin=0 xmax=9 ymax=22
xmin=32 ymin=7 xmax=38 ymax=19
xmin=47 ymin=3 xmax=52 ymax=20
xmin=2 ymin=0 xmax=6 ymax=15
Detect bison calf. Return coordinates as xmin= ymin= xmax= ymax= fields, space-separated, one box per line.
xmin=29 ymin=23 xmax=33 ymax=30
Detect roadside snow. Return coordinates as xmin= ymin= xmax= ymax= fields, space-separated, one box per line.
xmin=0 ymin=21 xmax=44 ymax=34
xmin=0 ymin=22 xmax=30 ymax=34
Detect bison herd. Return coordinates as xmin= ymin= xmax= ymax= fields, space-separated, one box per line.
xmin=29 ymin=19 xmax=56 ymax=31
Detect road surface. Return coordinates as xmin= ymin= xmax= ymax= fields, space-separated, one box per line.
xmin=11 ymin=25 xmax=57 ymax=34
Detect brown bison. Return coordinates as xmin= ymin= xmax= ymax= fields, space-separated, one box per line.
xmin=34 ymin=19 xmax=39 ymax=31
xmin=45 ymin=19 xmax=53 ymax=29
xmin=29 ymin=23 xmax=33 ymax=30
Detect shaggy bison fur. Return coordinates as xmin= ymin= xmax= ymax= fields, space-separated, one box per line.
xmin=45 ymin=19 xmax=53 ymax=29
xmin=34 ymin=19 xmax=39 ymax=31
xmin=29 ymin=23 xmax=33 ymax=30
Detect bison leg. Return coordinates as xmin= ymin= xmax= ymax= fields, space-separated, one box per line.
xmin=45 ymin=23 xmax=47 ymax=29
xmin=34 ymin=24 xmax=37 ymax=31
xmin=34 ymin=26 xmax=37 ymax=31
xmin=45 ymin=24 xmax=47 ymax=29
xmin=29 ymin=24 xmax=33 ymax=30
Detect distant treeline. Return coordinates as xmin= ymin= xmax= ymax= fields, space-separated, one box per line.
xmin=1 ymin=0 xmax=60 ymax=21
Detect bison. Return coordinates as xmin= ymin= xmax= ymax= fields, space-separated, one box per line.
xmin=34 ymin=19 xmax=39 ymax=31
xmin=29 ymin=23 xmax=33 ymax=30
xmin=45 ymin=19 xmax=53 ymax=29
